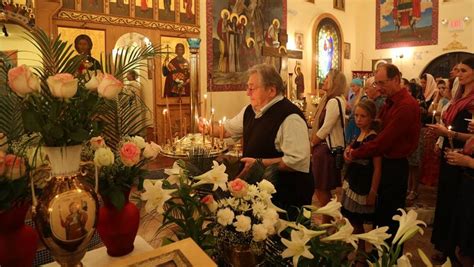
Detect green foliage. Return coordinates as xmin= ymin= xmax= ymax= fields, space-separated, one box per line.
xmin=0 ymin=176 xmax=29 ymax=210
xmin=0 ymin=60 xmax=24 ymax=142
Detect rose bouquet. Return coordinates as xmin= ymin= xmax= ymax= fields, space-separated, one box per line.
xmin=5 ymin=29 xmax=159 ymax=147
xmin=87 ymin=135 xmax=160 ymax=210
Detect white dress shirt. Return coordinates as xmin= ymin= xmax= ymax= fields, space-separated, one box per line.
xmin=224 ymin=95 xmax=311 ymax=173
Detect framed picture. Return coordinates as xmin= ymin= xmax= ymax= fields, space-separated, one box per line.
xmin=295 ymin=32 xmax=304 ymax=50
xmin=206 ymin=0 xmax=287 ymax=92
xmin=372 ymin=58 xmax=392 ymax=71
xmin=136 ymin=0 xmax=154 ymax=19
xmin=109 ymin=0 xmax=130 ymax=17
xmin=333 ymin=0 xmax=345 ymax=11
xmin=160 ymin=36 xmax=190 ymax=97
xmin=159 ymin=0 xmax=176 ymax=22
xmin=57 ymin=27 xmax=105 ymax=63
xmin=376 ymin=0 xmax=439 ymax=49
xmin=343 ymin=42 xmax=350 ymax=59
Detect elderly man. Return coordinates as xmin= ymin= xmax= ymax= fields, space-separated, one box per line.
xmin=211 ymin=63 xmax=314 ymax=218
xmin=345 ymin=64 xmax=421 ymax=243
xmin=364 ymin=76 xmax=385 ymax=114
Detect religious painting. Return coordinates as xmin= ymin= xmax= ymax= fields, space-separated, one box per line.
xmin=57 ymin=27 xmax=106 ymax=63
xmin=136 ymin=0 xmax=154 ymax=20
xmin=110 ymin=0 xmax=130 ymax=17
xmin=207 ymin=0 xmax=287 ymax=92
xmin=372 ymin=58 xmax=392 ymax=71
xmin=333 ymin=0 xmax=345 ymax=11
xmin=295 ymin=32 xmax=304 ymax=50
xmin=159 ymin=0 xmax=175 ymax=22
xmin=315 ymin=17 xmax=342 ymax=88
xmin=376 ymin=0 xmax=438 ymax=49
xmin=81 ymin=0 xmax=104 ymax=14
xmin=62 ymin=0 xmax=75 ymax=9
xmin=343 ymin=42 xmax=350 ymax=59
xmin=180 ymin=0 xmax=195 ymax=24
xmin=160 ymin=36 xmax=191 ymax=97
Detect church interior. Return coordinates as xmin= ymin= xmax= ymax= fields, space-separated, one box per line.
xmin=1 ymin=0 xmax=474 ymax=266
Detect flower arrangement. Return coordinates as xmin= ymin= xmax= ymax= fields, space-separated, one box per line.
xmin=87 ymin=135 xmax=160 ymax=210
xmin=4 ymin=29 xmax=159 ymax=147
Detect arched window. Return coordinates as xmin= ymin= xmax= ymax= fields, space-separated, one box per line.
xmin=314 ymin=17 xmax=342 ymax=88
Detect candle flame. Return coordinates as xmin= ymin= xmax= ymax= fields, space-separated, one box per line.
xmin=204 ymin=94 xmax=207 ymax=99
xmin=223 ymin=116 xmax=227 ymax=122
xmin=448 ymin=125 xmax=452 ymax=131
xmin=211 ymin=108 xmax=215 ymax=114
xmin=163 ymin=109 xmax=168 ymax=115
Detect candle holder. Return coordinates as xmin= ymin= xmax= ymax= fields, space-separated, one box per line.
xmin=448 ymin=126 xmax=454 ymax=149
xmin=160 ymin=133 xmax=228 ymax=159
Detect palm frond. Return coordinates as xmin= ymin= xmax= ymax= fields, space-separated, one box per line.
xmin=0 ymin=61 xmax=24 ymax=141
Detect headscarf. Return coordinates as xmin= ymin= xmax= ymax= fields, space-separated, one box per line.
xmin=351 ymin=78 xmax=363 ymax=87
xmin=423 ymin=73 xmax=438 ymax=102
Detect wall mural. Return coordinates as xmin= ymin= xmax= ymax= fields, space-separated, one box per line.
xmin=376 ymin=0 xmax=438 ymax=49
xmin=206 ymin=0 xmax=287 ymax=92
xmin=110 ymin=0 xmax=130 ymax=17
xmin=316 ymin=17 xmax=341 ymax=87
xmin=158 ymin=0 xmax=175 ymax=22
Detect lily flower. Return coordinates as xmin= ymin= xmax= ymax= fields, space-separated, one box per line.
xmin=392 ymin=209 xmax=427 ymax=245
xmin=193 ymin=161 xmax=228 ymax=191
xmin=321 ymin=218 xmax=358 ymax=249
xmin=354 ymin=226 xmax=391 ymax=251
xmin=295 ymin=224 xmax=326 ymax=239
xmin=306 ymin=196 xmax=342 ymax=220
xmin=417 ymin=249 xmax=433 ymax=267
xmin=396 ymin=253 xmax=413 ymax=267
xmin=165 ymin=161 xmax=185 ymax=185
xmin=141 ymin=179 xmax=176 ymax=214
xmin=281 ymin=229 xmax=314 ymax=267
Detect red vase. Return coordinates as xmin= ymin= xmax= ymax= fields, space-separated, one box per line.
xmin=0 ymin=203 xmax=38 ymax=267
xmin=97 ymin=190 xmax=139 ymax=257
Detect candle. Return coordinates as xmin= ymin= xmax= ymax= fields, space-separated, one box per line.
xmin=179 ymin=98 xmax=183 ymax=137
xmin=432 ymin=110 xmax=436 ymax=124
xmin=165 ymin=97 xmax=173 ymax=138
xmin=203 ymin=93 xmax=208 ymax=119
xmin=162 ymin=109 xmax=168 ymax=144
xmin=183 ymin=117 xmax=187 ymax=136
xmin=202 ymin=119 xmax=207 ymax=144
xmin=448 ymin=125 xmax=454 ymax=149
xmin=219 ymin=120 xmax=223 ymax=143
xmin=210 ymin=108 xmax=215 ymax=147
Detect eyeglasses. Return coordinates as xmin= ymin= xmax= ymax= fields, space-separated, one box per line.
xmin=372 ymin=78 xmax=393 ymax=87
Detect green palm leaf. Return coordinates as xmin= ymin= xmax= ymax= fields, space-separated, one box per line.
xmin=0 ymin=60 xmax=24 ymax=141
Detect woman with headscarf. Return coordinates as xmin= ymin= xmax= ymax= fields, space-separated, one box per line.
xmin=427 ymin=57 xmax=474 ymax=263
xmin=311 ymin=69 xmax=346 ymax=223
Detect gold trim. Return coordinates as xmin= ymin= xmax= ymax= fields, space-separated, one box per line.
xmin=56 ymin=10 xmax=200 ymax=33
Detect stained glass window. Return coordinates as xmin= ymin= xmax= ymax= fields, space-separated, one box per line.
xmin=315 ymin=18 xmax=341 ymax=86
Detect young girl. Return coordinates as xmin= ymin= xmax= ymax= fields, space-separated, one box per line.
xmin=341 ymin=100 xmax=381 ymax=250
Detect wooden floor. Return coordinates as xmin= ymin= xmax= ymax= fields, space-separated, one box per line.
xmin=138 ymin=156 xmax=442 ymax=266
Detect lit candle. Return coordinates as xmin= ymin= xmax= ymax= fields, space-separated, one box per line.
xmin=165 ymin=97 xmax=173 ymax=138
xmin=162 ymin=109 xmax=168 ymax=144
xmin=220 ymin=116 xmax=226 ymax=143
xmin=448 ymin=125 xmax=454 ymax=149
xmin=183 ymin=117 xmax=187 ymax=136
xmin=432 ymin=110 xmax=436 ymax=124
xmin=179 ymin=98 xmax=183 ymax=137
xmin=210 ymin=108 xmax=215 ymax=147
xmin=202 ymin=119 xmax=207 ymax=144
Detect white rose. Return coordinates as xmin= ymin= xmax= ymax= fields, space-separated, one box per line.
xmin=252 ymin=224 xmax=269 ymax=242
xmin=98 ymin=73 xmax=123 ymax=99
xmin=217 ymin=208 xmax=235 ymax=226
xmin=46 ymin=73 xmax=78 ymax=99
xmin=0 ymin=133 xmax=8 ymax=152
xmin=7 ymin=65 xmax=41 ymax=97
xmin=93 ymin=147 xmax=115 ymax=167
xmin=258 ymin=179 xmax=276 ymax=194
xmin=143 ymin=142 xmax=161 ymax=159
xmin=131 ymin=136 xmax=146 ymax=149
xmin=233 ymin=215 xmax=252 ymax=232
xmin=85 ymin=72 xmax=100 ymax=91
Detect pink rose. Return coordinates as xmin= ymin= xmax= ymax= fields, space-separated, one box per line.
xmin=46 ymin=73 xmax=78 ymax=99
xmin=0 ymin=151 xmax=6 ymax=176
xmin=98 ymin=73 xmax=123 ymax=99
xmin=201 ymin=194 xmax=218 ymax=212
xmin=4 ymin=154 xmax=26 ymax=180
xmin=228 ymin=178 xmax=248 ymax=198
xmin=90 ymin=136 xmax=105 ymax=150
xmin=120 ymin=141 xmax=141 ymax=166
xmin=8 ymin=65 xmax=41 ymax=97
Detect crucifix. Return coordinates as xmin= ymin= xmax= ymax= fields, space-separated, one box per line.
xmin=261 ymin=30 xmax=303 ymax=99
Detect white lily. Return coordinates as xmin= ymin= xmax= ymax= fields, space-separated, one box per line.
xmin=165 ymin=161 xmax=185 ymax=185
xmin=392 ymin=209 xmax=427 ymax=245
xmin=417 ymin=249 xmax=433 ymax=267
xmin=321 ymin=218 xmax=358 ymax=249
xmin=396 ymin=253 xmax=412 ymax=267
xmin=193 ymin=161 xmax=228 ymax=191
xmin=308 ymin=196 xmax=342 ymax=219
xmin=354 ymin=226 xmax=391 ymax=251
xmin=303 ymin=208 xmax=312 ymax=219
xmin=281 ymin=230 xmax=314 ymax=267
xmin=295 ymin=224 xmax=326 ymax=239
xmin=441 ymin=258 xmax=452 ymax=267
xmin=141 ymin=179 xmax=176 ymax=214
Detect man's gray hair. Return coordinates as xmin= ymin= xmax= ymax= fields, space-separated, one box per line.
xmin=248 ymin=64 xmax=285 ymax=95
